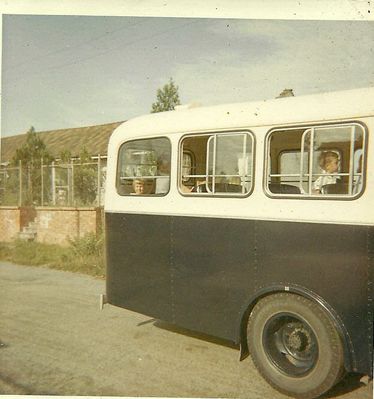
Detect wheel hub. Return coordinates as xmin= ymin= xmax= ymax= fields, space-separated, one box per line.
xmin=263 ymin=314 xmax=318 ymax=377
xmin=285 ymin=326 xmax=310 ymax=353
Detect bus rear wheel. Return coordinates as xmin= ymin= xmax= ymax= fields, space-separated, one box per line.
xmin=247 ymin=293 xmax=344 ymax=399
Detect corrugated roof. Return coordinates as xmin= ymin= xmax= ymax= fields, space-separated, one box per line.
xmin=1 ymin=121 xmax=123 ymax=163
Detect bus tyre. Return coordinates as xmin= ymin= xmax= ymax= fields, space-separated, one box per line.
xmin=247 ymin=293 xmax=344 ymax=399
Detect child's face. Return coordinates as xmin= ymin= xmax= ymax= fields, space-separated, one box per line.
xmin=133 ymin=180 xmax=145 ymax=194
xmin=324 ymin=156 xmax=339 ymax=173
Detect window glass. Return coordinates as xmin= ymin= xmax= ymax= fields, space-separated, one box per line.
xmin=182 ymin=152 xmax=193 ymax=183
xmin=353 ymin=148 xmax=364 ymax=194
xmin=117 ymin=137 xmax=171 ymax=196
xmin=180 ymin=132 xmax=253 ymax=195
xmin=267 ymin=124 xmax=365 ymax=197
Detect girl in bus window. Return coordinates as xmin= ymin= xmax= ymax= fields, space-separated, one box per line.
xmin=313 ymin=151 xmax=340 ymax=194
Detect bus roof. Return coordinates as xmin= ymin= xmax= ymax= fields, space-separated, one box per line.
xmin=111 ymin=86 xmax=374 ymax=141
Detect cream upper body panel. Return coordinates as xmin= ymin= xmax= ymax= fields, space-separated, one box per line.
xmin=109 ymin=87 xmax=374 ymax=143
xmin=105 ymin=87 xmax=374 ymax=226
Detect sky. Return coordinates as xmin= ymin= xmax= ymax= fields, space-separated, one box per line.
xmin=2 ymin=14 xmax=374 ymax=136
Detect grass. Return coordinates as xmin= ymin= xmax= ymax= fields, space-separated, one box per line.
xmin=0 ymin=233 xmax=105 ymax=278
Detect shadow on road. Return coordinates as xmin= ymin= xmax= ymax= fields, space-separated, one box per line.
xmin=323 ymin=374 xmax=369 ymax=398
xmin=144 ymin=319 xmax=372 ymax=399
xmin=139 ymin=318 xmax=372 ymax=399
xmin=152 ymin=319 xmax=239 ymax=350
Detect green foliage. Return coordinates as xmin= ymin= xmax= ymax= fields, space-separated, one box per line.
xmin=0 ymin=233 xmax=105 ymax=277
xmin=0 ymin=168 xmax=20 ymax=205
xmin=74 ymin=148 xmax=97 ymax=205
xmin=3 ymin=240 xmax=68 ymax=266
xmin=65 ymin=233 xmax=105 ymax=275
xmin=69 ymin=232 xmax=103 ymax=257
xmin=12 ymin=127 xmax=54 ymax=205
xmin=151 ymin=78 xmax=181 ymax=113
xmin=58 ymin=149 xmax=72 ymax=163
xmin=13 ymin=127 xmax=53 ymax=166
xmin=0 ymin=242 xmax=12 ymax=259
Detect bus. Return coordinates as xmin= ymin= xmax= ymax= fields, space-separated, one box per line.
xmin=103 ymin=87 xmax=373 ymax=398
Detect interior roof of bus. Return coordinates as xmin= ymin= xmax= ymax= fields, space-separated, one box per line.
xmin=110 ymin=86 xmax=374 ymax=143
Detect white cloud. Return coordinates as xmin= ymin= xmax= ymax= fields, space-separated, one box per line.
xmin=3 ymin=17 xmax=373 ymax=135
xmin=174 ymin=20 xmax=374 ymax=106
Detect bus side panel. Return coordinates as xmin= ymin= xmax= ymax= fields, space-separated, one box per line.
xmin=171 ymin=215 xmax=256 ymax=341
xmin=105 ymin=212 xmax=173 ymax=322
xmin=367 ymin=226 xmax=374 ymax=377
xmin=105 ymin=212 xmax=372 ymax=375
xmin=256 ymin=221 xmax=373 ymax=375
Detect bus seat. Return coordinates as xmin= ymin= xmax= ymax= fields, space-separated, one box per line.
xmin=192 ymin=183 xmax=243 ymax=193
xmin=219 ymin=183 xmax=243 ymax=193
xmin=268 ymin=183 xmax=301 ymax=194
xmin=192 ymin=184 xmax=208 ymax=193
xmin=118 ymin=182 xmax=133 ymax=195
xmin=321 ymin=183 xmax=349 ymax=194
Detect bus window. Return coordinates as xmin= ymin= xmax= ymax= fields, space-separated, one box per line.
xmin=266 ymin=123 xmax=365 ymax=197
xmin=179 ymin=131 xmax=254 ymax=195
xmin=117 ymin=137 xmax=171 ymax=196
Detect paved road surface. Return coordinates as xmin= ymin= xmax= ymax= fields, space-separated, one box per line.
xmin=0 ymin=262 xmax=372 ymax=398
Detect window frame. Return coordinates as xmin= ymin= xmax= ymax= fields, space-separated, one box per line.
xmin=264 ymin=121 xmax=367 ymax=200
xmin=116 ymin=136 xmax=172 ymax=197
xmin=178 ymin=130 xmax=256 ymax=198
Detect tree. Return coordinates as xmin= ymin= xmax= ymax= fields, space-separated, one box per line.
xmin=73 ymin=148 xmax=97 ymax=206
xmin=151 ymin=78 xmax=181 ymax=113
xmin=13 ymin=127 xmax=53 ymax=165
xmin=13 ymin=126 xmax=54 ymax=205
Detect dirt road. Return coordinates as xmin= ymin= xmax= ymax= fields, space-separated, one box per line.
xmin=0 ymin=261 xmax=372 ymax=398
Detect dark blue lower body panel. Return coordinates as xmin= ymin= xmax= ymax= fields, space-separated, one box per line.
xmin=105 ymin=212 xmax=373 ymax=375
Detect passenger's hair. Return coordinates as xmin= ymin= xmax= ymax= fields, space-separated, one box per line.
xmin=319 ymin=151 xmax=339 ymax=169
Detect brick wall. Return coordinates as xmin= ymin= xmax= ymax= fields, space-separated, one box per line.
xmin=35 ymin=207 xmax=102 ymax=246
xmin=20 ymin=206 xmax=37 ymax=229
xmin=0 ymin=207 xmax=21 ymax=242
xmin=0 ymin=206 xmax=102 ymax=245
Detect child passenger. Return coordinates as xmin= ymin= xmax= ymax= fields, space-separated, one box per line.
xmin=313 ymin=151 xmax=340 ymax=194
xmin=132 ymin=178 xmax=154 ymax=195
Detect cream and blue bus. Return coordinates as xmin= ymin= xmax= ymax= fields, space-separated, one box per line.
xmin=104 ymin=87 xmax=373 ymax=398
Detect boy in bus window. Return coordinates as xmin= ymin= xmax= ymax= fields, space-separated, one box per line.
xmin=132 ymin=179 xmax=154 ymax=195
xmin=313 ymin=151 xmax=340 ymax=194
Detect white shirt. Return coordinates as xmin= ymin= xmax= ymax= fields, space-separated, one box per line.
xmin=313 ymin=172 xmax=340 ymax=192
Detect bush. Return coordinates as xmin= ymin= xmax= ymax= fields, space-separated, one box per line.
xmin=0 ymin=242 xmax=12 ymax=259
xmin=64 ymin=233 xmax=105 ymax=276
xmin=0 ymin=233 xmax=105 ymax=278
xmin=69 ymin=232 xmax=103 ymax=256
xmin=7 ymin=240 xmax=67 ymax=266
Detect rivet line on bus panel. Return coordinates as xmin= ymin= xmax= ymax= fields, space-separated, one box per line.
xmin=366 ymin=227 xmax=374 ymax=371
xmin=170 ymin=216 xmax=176 ymax=322
xmin=254 ymin=220 xmax=258 ymax=290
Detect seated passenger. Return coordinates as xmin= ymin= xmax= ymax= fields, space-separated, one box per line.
xmin=353 ymin=154 xmax=363 ymax=194
xmin=193 ymin=179 xmax=208 ymax=193
xmin=180 ymin=183 xmax=193 ymax=193
xmin=313 ymin=151 xmax=340 ymax=194
xmin=155 ymin=158 xmax=170 ymax=194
